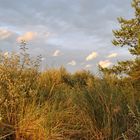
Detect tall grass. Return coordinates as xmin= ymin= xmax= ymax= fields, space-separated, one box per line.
xmin=0 ymin=50 xmax=139 ymax=139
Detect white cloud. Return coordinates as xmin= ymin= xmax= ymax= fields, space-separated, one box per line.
xmin=52 ymin=50 xmax=61 ymax=56
xmin=86 ymin=51 xmax=98 ymax=61
xmin=68 ymin=60 xmax=76 ymax=66
xmin=85 ymin=64 xmax=92 ymax=68
xmin=107 ymin=53 xmax=118 ymax=58
xmin=17 ymin=32 xmax=37 ymax=42
xmin=3 ymin=52 xmax=9 ymax=58
xmin=41 ymin=57 xmax=45 ymax=61
xmin=0 ymin=29 xmax=12 ymax=40
xmin=99 ymin=60 xmax=112 ymax=68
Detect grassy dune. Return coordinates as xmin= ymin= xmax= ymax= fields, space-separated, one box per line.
xmin=0 ymin=51 xmax=139 ymax=140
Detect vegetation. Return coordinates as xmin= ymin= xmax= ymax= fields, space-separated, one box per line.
xmin=0 ymin=0 xmax=140 ymax=140
xmin=101 ymin=0 xmax=140 ymax=81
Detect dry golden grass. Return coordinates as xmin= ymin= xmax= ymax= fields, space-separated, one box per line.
xmin=0 ymin=49 xmax=139 ymax=140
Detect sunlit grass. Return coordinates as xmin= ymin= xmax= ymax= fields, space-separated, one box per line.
xmin=0 ymin=48 xmax=139 ymax=140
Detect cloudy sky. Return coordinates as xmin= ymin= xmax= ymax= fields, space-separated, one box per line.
xmin=0 ymin=0 xmax=134 ymax=73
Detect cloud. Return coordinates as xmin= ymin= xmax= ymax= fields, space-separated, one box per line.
xmin=67 ymin=60 xmax=76 ymax=66
xmin=3 ymin=51 xmax=9 ymax=58
xmin=86 ymin=51 xmax=98 ymax=61
xmin=45 ymin=32 xmax=51 ymax=38
xmin=99 ymin=60 xmax=112 ymax=68
xmin=85 ymin=64 xmax=92 ymax=68
xmin=41 ymin=57 xmax=45 ymax=61
xmin=52 ymin=50 xmax=61 ymax=56
xmin=0 ymin=29 xmax=12 ymax=40
xmin=107 ymin=53 xmax=118 ymax=58
xmin=17 ymin=32 xmax=37 ymax=42
xmin=0 ymin=0 xmax=132 ymax=73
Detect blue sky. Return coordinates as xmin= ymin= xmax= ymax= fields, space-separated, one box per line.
xmin=0 ymin=0 xmax=134 ymax=73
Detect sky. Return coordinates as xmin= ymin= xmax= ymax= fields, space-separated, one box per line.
xmin=0 ymin=0 xmax=134 ymax=73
